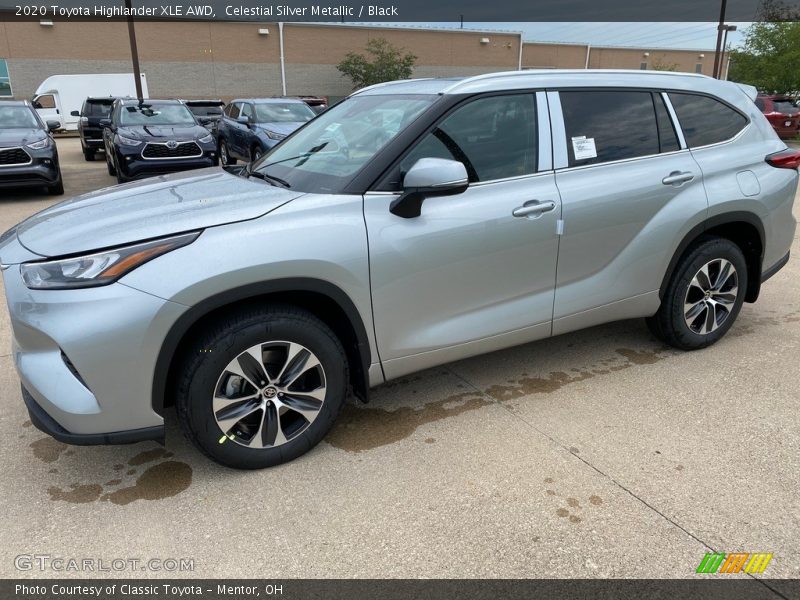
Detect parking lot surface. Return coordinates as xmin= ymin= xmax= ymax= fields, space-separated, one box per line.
xmin=0 ymin=138 xmax=798 ymax=584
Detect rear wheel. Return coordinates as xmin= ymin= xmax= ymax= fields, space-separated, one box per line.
xmin=647 ymin=237 xmax=747 ymax=350
xmin=176 ymin=306 xmax=348 ymax=469
xmin=83 ymin=148 xmax=95 ymax=161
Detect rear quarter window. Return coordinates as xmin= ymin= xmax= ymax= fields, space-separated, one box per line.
xmin=668 ymin=93 xmax=748 ymax=148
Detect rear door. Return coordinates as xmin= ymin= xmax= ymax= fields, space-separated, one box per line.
xmin=551 ymin=88 xmax=709 ymax=335
xmin=365 ymin=92 xmax=562 ymax=379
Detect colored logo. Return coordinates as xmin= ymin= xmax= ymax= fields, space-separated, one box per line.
xmin=696 ymin=552 xmax=773 ymax=574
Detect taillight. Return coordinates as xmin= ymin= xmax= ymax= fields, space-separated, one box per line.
xmin=766 ymin=149 xmax=800 ymax=169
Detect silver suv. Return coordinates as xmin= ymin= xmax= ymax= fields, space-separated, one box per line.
xmin=1 ymin=70 xmax=796 ymax=469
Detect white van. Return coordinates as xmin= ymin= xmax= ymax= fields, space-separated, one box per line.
xmin=32 ymin=73 xmax=148 ymax=131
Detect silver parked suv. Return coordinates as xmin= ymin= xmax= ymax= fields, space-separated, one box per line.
xmin=1 ymin=70 xmax=796 ymax=468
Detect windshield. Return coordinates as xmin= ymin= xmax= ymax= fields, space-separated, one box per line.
xmin=254 ymin=103 xmax=315 ymax=123
xmin=85 ymin=101 xmax=113 ymax=117
xmin=0 ymin=105 xmax=40 ymax=129
xmin=252 ymin=94 xmax=435 ymax=193
xmin=120 ymin=104 xmax=196 ymax=126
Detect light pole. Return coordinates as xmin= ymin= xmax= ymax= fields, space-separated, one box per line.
xmin=125 ymin=0 xmax=144 ymax=100
xmin=712 ymin=0 xmax=727 ymax=78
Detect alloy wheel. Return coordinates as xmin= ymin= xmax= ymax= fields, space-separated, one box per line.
xmin=220 ymin=141 xmax=229 ymax=164
xmin=683 ymin=258 xmax=739 ymax=335
xmin=213 ymin=341 xmax=327 ymax=448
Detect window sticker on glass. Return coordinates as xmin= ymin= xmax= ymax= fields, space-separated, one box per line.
xmin=571 ymin=136 xmax=597 ymax=160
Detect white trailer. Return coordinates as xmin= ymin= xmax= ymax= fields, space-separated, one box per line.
xmin=32 ymin=73 xmax=149 ymax=131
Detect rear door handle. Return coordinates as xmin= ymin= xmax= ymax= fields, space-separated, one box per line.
xmin=512 ymin=200 xmax=557 ymax=218
xmin=662 ymin=171 xmax=695 ymax=186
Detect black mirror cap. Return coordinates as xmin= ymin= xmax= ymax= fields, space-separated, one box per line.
xmin=389 ymin=181 xmax=469 ymax=219
xmin=45 ymin=120 xmax=61 ymax=132
xmin=70 ymin=110 xmax=80 ymax=117
xmin=99 ymin=119 xmax=112 ymax=127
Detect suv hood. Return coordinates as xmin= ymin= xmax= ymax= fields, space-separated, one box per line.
xmin=0 ymin=128 xmax=46 ymax=147
xmin=256 ymin=122 xmax=306 ymax=137
xmin=119 ymin=124 xmax=208 ymax=141
xmin=14 ymin=168 xmax=304 ymax=257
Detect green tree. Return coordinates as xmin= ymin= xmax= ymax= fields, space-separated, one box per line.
xmin=728 ymin=22 xmax=800 ymax=94
xmin=336 ymin=38 xmax=417 ymax=90
xmin=650 ymin=57 xmax=678 ymax=71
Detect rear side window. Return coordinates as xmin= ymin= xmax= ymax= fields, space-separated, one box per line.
xmin=227 ymin=103 xmax=240 ymax=119
xmin=560 ymin=90 xmax=662 ymax=167
xmin=400 ymin=93 xmax=537 ymax=183
xmin=668 ymin=93 xmax=748 ymax=148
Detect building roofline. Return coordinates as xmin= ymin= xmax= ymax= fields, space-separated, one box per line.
xmin=521 ymin=39 xmax=720 ymax=53
xmin=283 ymin=21 xmax=523 ymax=35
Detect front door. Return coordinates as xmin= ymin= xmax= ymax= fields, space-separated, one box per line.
xmin=364 ymin=92 xmax=562 ymax=379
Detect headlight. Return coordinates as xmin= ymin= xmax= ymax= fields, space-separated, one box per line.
xmin=264 ymin=130 xmax=286 ymax=141
xmin=117 ymin=135 xmax=142 ymax=147
xmin=26 ymin=137 xmax=51 ymax=150
xmin=198 ymin=134 xmax=214 ymax=144
xmin=20 ymin=232 xmax=199 ymax=290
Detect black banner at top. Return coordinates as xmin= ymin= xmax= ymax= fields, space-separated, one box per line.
xmin=0 ymin=0 xmax=798 ymax=22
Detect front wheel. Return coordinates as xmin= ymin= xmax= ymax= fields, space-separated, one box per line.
xmin=176 ymin=306 xmax=348 ymax=469
xmin=647 ymin=237 xmax=747 ymax=350
xmin=46 ymin=176 xmax=64 ymax=195
xmin=219 ymin=139 xmax=236 ymax=165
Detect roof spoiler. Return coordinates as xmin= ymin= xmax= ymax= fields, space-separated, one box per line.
xmin=734 ymin=82 xmax=758 ymax=102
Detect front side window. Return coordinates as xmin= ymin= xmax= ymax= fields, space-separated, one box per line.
xmin=0 ymin=59 xmax=11 ymax=97
xmin=240 ymin=103 xmax=254 ymax=120
xmin=561 ymin=90 xmax=663 ymax=167
xmin=668 ymin=92 xmax=748 ymax=148
xmin=34 ymin=94 xmax=56 ymax=109
xmin=119 ymin=104 xmax=196 ymax=127
xmin=399 ymin=94 xmax=537 ymax=184
xmin=254 ymin=103 xmax=315 ymax=124
xmin=253 ymin=94 xmax=435 ymax=193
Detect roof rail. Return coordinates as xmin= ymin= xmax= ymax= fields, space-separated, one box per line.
xmin=350 ymin=77 xmax=436 ymax=97
xmin=440 ymin=68 xmax=710 ymax=94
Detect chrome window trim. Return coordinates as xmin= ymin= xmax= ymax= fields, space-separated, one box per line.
xmin=660 ymin=92 xmax=687 ymax=150
xmin=554 ymin=148 xmax=692 ymax=174
xmin=0 ymin=146 xmax=32 ymax=167
xmin=141 ymin=141 xmax=202 ymax=161
xmin=363 ymin=169 xmax=556 ymax=196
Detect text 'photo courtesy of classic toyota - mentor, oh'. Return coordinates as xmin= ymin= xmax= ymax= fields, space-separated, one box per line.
xmin=0 ymin=70 xmax=796 ymax=469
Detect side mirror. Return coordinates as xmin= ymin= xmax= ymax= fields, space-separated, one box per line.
xmin=70 ymin=110 xmax=80 ymax=117
xmin=236 ymin=115 xmax=251 ymax=125
xmin=46 ymin=120 xmax=61 ymax=132
xmin=390 ymin=158 xmax=469 ymax=219
xmin=99 ymin=118 xmax=112 ymax=127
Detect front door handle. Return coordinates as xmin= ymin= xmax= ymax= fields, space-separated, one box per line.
xmin=512 ymin=200 xmax=557 ymax=218
xmin=662 ymin=171 xmax=695 ymax=186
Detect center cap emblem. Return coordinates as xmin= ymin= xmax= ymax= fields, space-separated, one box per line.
xmin=166 ymin=140 xmax=178 ymax=149
xmin=264 ymin=387 xmax=278 ymax=399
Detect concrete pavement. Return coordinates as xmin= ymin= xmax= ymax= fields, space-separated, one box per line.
xmin=0 ymin=138 xmax=797 ymax=583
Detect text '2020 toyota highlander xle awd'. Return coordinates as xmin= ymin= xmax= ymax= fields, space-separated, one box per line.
xmin=0 ymin=70 xmax=796 ymax=469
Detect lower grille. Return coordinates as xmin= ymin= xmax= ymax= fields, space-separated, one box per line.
xmin=0 ymin=147 xmax=31 ymax=167
xmin=142 ymin=141 xmax=202 ymax=160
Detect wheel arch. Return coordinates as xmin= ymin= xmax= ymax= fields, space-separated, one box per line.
xmin=152 ymin=278 xmax=373 ymax=418
xmin=660 ymin=211 xmax=765 ymax=304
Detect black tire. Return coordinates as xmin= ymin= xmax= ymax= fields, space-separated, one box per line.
xmin=175 ymin=305 xmax=348 ymax=469
xmin=106 ymin=153 xmax=116 ymax=176
xmin=83 ymin=148 xmax=95 ymax=161
xmin=647 ymin=237 xmax=747 ymax=350
xmin=251 ymin=146 xmax=263 ymax=162
xmin=219 ymin=139 xmax=236 ymax=165
xmin=46 ymin=176 xmax=64 ymax=195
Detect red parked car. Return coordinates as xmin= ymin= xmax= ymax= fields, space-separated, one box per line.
xmin=756 ymin=95 xmax=800 ymax=138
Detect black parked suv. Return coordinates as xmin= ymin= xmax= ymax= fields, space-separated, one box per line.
xmin=102 ymin=98 xmax=218 ymax=183
xmin=71 ymin=97 xmax=116 ymax=161
xmin=183 ymin=99 xmax=226 ymax=131
xmin=216 ymin=98 xmax=315 ymax=164
xmin=0 ymin=99 xmax=63 ymax=195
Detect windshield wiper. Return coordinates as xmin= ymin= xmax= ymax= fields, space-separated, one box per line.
xmin=246 ymin=169 xmax=291 ymax=189
xmin=259 ymin=141 xmax=329 ymax=169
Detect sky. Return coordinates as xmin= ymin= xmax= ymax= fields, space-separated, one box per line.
xmin=383 ymin=22 xmax=752 ymax=50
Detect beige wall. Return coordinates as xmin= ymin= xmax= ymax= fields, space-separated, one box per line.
xmin=523 ymin=42 xmax=721 ymax=76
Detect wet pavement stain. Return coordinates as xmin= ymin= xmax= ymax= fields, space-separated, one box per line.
xmin=48 ymin=483 xmax=103 ymax=504
xmin=326 ymin=392 xmax=490 ymax=453
xmin=30 ymin=438 xmax=69 ymax=463
xmin=128 ymin=448 xmax=173 ymax=466
xmin=567 ymin=497 xmax=581 ymax=508
xmin=555 ymin=508 xmax=569 ymax=518
xmin=22 ymin=420 xmax=32 ymax=428
xmin=589 ymin=495 xmax=603 ymax=506
xmin=615 ymin=348 xmax=663 ymax=365
xmin=100 ymin=461 xmax=192 ymax=506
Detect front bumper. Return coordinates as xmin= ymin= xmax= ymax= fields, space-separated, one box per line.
xmin=115 ymin=142 xmax=218 ymax=180
xmin=0 ymin=155 xmax=60 ymax=189
xmin=1 ymin=243 xmax=187 ymax=442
